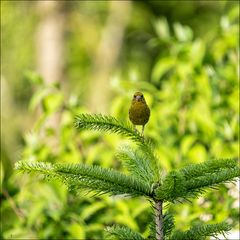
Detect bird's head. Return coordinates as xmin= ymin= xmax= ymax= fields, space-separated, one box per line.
xmin=132 ymin=92 xmax=146 ymax=103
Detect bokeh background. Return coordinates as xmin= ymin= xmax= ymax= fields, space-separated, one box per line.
xmin=1 ymin=1 xmax=239 ymax=239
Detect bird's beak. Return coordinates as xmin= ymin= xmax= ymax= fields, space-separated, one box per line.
xmin=136 ymin=95 xmax=141 ymax=101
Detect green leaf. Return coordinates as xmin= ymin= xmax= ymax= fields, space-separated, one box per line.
xmin=80 ymin=202 xmax=106 ymax=221
xmin=151 ymin=57 xmax=175 ymax=83
xmin=29 ymin=87 xmax=49 ymax=111
xmin=180 ymin=135 xmax=196 ymax=155
xmin=187 ymin=144 xmax=207 ymax=163
xmin=42 ymin=92 xmax=63 ymax=114
xmin=173 ymin=22 xmax=193 ymax=42
xmin=190 ymin=40 xmax=205 ymax=66
xmin=24 ymin=70 xmax=43 ymax=85
xmin=154 ymin=18 xmax=170 ymax=40
xmin=67 ymin=223 xmax=85 ymax=239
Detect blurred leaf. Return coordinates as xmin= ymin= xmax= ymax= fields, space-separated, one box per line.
xmin=27 ymin=201 xmax=45 ymax=227
xmin=154 ymin=17 xmax=170 ymax=40
xmin=80 ymin=202 xmax=106 ymax=221
xmin=67 ymin=222 xmax=85 ymax=239
xmin=29 ymin=87 xmax=49 ymax=111
xmin=181 ymin=135 xmax=196 ymax=156
xmin=151 ymin=57 xmax=175 ymax=83
xmin=132 ymin=201 xmax=149 ymax=218
xmin=220 ymin=16 xmax=230 ymax=30
xmin=115 ymin=201 xmax=139 ymax=231
xmin=190 ymin=40 xmax=205 ymax=66
xmin=228 ymin=5 xmax=239 ymax=22
xmin=42 ymin=92 xmax=63 ymax=114
xmin=187 ymin=144 xmax=207 ymax=163
xmin=24 ymin=70 xmax=43 ymax=85
xmin=173 ymin=22 xmax=193 ymax=42
xmin=85 ymin=223 xmax=103 ymax=232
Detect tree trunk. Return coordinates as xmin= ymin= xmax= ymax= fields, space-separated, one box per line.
xmin=36 ymin=1 xmax=64 ymax=84
xmin=155 ymin=200 xmax=164 ymax=240
xmin=35 ymin=1 xmax=65 ymax=149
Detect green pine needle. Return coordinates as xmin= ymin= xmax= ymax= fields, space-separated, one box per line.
xmin=170 ymin=222 xmax=231 ymax=240
xmin=74 ymin=113 xmax=160 ymax=180
xmin=15 ymin=161 xmax=152 ymax=198
xmin=15 ymin=114 xmax=239 ymax=240
xmin=15 ymin=161 xmax=54 ymax=175
xmin=105 ymin=225 xmax=144 ymax=240
xmin=180 ymin=158 xmax=238 ymax=179
xmin=116 ymin=145 xmax=157 ymax=184
xmin=155 ymin=159 xmax=240 ymax=202
xmin=155 ymin=171 xmax=187 ymax=202
xmin=185 ymin=166 xmax=240 ymax=191
xmin=75 ymin=114 xmax=143 ymax=143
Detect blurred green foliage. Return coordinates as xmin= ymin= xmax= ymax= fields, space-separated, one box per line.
xmin=1 ymin=1 xmax=239 ymax=239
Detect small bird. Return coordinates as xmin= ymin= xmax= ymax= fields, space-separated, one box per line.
xmin=129 ymin=91 xmax=150 ymax=136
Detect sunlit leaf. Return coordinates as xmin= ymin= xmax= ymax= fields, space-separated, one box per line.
xmin=173 ymin=22 xmax=193 ymax=42
xmin=154 ymin=17 xmax=170 ymax=40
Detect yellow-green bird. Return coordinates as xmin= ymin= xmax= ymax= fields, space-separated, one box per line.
xmin=129 ymin=91 xmax=150 ymax=136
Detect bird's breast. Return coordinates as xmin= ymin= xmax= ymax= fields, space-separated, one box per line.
xmin=129 ymin=102 xmax=150 ymax=125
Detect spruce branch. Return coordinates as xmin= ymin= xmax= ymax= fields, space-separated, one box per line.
xmin=75 ymin=114 xmax=143 ymax=143
xmin=162 ymin=213 xmax=175 ymax=238
xmin=155 ymin=159 xmax=240 ymax=202
xmin=75 ymin=114 xmax=160 ymax=180
xmin=105 ymin=225 xmax=144 ymax=240
xmin=15 ymin=161 xmax=54 ymax=175
xmin=180 ymin=158 xmax=238 ymax=179
xmin=170 ymin=222 xmax=231 ymax=240
xmin=15 ymin=161 xmax=152 ymax=197
xmin=185 ymin=166 xmax=239 ymax=191
xmin=116 ymin=145 xmax=156 ymax=183
xmin=16 ymin=113 xmax=239 ymax=240
xmin=155 ymin=171 xmax=187 ymax=202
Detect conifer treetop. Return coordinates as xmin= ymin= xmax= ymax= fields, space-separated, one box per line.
xmin=15 ymin=113 xmax=240 ymax=240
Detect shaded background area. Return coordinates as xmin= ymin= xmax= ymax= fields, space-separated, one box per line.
xmin=1 ymin=1 xmax=239 ymax=239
